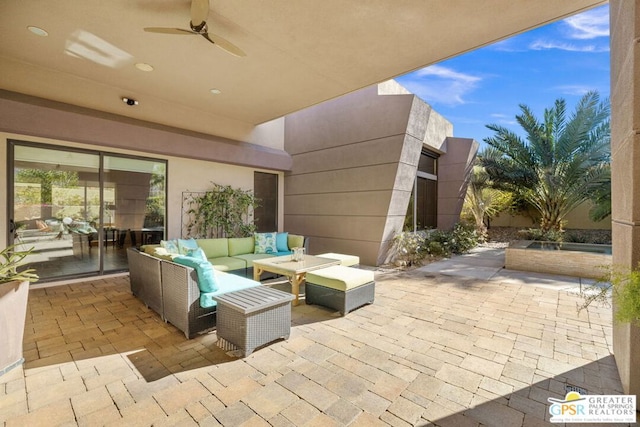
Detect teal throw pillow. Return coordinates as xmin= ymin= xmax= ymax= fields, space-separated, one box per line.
xmin=254 ymin=232 xmax=277 ymax=254
xmin=160 ymin=239 xmax=179 ymax=254
xmin=178 ymin=238 xmax=199 ymax=255
xmin=276 ymin=232 xmax=289 ymax=252
xmin=185 ymin=247 xmax=207 ymax=261
xmin=173 ymin=255 xmax=218 ymax=294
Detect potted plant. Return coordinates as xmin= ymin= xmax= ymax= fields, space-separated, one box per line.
xmin=0 ymin=245 xmax=38 ymax=376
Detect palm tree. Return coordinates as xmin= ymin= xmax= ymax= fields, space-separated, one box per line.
xmin=463 ymin=163 xmax=514 ymax=234
xmin=479 ymin=91 xmax=610 ymax=232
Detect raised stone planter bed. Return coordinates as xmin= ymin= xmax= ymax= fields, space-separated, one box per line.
xmin=505 ymin=240 xmax=612 ymax=279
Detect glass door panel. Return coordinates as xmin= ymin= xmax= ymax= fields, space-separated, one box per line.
xmin=12 ymin=145 xmax=101 ymax=279
xmin=102 ymin=155 xmax=166 ymax=270
xmin=10 ymin=143 xmax=167 ymax=282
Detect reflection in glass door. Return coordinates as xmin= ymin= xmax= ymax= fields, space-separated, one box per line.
xmin=11 ymin=144 xmax=101 ymax=279
xmin=103 ymin=156 xmax=166 ymax=267
xmin=9 ymin=142 xmax=167 ymax=282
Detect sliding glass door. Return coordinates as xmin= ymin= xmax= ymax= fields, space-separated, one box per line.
xmin=9 ymin=141 xmax=166 ymax=282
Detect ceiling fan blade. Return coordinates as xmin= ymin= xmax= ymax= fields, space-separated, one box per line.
xmin=144 ymin=27 xmax=195 ymax=35
xmin=203 ymin=32 xmax=246 ymax=57
xmin=191 ymin=0 xmax=210 ymax=27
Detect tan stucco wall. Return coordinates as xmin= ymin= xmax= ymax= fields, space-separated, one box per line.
xmin=0 ymin=91 xmax=291 ymax=171
xmin=491 ymin=202 xmax=612 ymax=230
xmin=284 ymin=83 xmax=417 ymax=265
xmin=284 ymin=81 xmax=476 ymax=265
xmin=610 ymin=0 xmax=640 ymax=398
xmin=437 ymin=137 xmax=478 ymax=230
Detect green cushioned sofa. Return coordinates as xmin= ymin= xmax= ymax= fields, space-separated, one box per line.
xmin=126 ymin=233 xmax=308 ymax=338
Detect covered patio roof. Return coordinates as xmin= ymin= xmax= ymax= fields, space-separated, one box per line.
xmin=0 ymin=0 xmax=606 ymax=142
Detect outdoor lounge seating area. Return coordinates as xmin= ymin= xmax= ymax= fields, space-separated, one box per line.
xmin=127 ymin=240 xmax=375 ymax=340
xmin=1 ymin=258 xmax=623 ymax=426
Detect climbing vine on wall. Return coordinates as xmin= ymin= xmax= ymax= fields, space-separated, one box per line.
xmin=182 ymin=183 xmax=258 ymax=238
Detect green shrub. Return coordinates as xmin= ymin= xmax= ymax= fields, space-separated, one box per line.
xmin=518 ymin=228 xmax=564 ymax=242
xmin=614 ymin=269 xmax=640 ymax=325
xmin=391 ymin=224 xmax=481 ymax=267
xmin=391 ymin=230 xmax=429 ymax=266
xmin=427 ymin=240 xmax=447 ymax=257
xmin=424 ymin=223 xmax=480 ymax=257
xmin=564 ymin=229 xmax=612 ymax=244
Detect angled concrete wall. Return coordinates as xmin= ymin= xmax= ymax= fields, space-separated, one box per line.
xmin=438 ymin=137 xmax=478 ymax=230
xmin=284 ymin=81 xmax=477 ymax=266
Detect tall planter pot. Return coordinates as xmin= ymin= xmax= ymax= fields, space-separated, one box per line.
xmin=0 ymin=280 xmax=29 ymax=376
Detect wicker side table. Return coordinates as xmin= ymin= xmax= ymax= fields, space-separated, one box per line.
xmin=212 ymin=286 xmax=294 ymax=357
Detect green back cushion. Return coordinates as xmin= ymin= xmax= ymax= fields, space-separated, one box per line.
xmin=141 ymin=244 xmax=161 ymax=254
xmin=152 ymin=247 xmax=176 ymax=261
xmin=197 ymin=238 xmax=229 ymax=258
xmin=288 ymin=234 xmax=304 ymax=249
xmin=173 ymin=255 xmax=218 ymax=293
xmin=228 ymin=237 xmax=255 ymax=256
xmin=254 ymin=232 xmax=277 ymax=254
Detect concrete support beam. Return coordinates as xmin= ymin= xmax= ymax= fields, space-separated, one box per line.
xmin=610 ymin=0 xmax=640 ymax=397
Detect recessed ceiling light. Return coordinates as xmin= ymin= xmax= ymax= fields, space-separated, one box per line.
xmin=27 ymin=26 xmax=48 ymax=37
xmin=121 ymin=97 xmax=138 ymax=106
xmin=135 ymin=63 xmax=154 ymax=72
xmin=210 ymin=89 xmax=222 ymax=95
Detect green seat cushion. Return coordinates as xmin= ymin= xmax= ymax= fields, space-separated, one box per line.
xmin=152 ymin=247 xmax=177 ymax=261
xmin=140 ymin=244 xmax=161 ymax=255
xmin=233 ymin=253 xmax=276 ymax=267
xmin=208 ymin=256 xmax=246 ymax=271
xmin=316 ymin=253 xmax=360 ymax=267
xmin=197 ymin=238 xmax=229 ymax=258
xmin=228 ymin=237 xmax=255 ymax=256
xmin=306 ymin=266 xmax=374 ymax=291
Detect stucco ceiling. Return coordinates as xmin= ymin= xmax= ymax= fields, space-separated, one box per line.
xmin=0 ymin=0 xmax=606 ymax=141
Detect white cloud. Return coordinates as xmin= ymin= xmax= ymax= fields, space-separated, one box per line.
xmin=405 ymin=65 xmax=481 ymax=106
xmin=489 ymin=113 xmax=517 ymax=126
xmin=563 ymin=7 xmax=609 ymax=40
xmin=528 ymin=6 xmax=609 ymax=53
xmin=529 ymin=39 xmax=608 ymax=52
xmin=553 ymin=85 xmax=595 ymax=96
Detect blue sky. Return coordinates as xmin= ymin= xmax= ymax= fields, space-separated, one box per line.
xmin=396 ymin=4 xmax=610 ymax=147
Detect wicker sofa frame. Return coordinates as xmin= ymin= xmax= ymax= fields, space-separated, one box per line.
xmin=160 ymin=260 xmax=217 ymax=339
xmin=126 ymin=248 xmax=163 ymax=316
xmin=128 ymin=248 xmax=255 ymax=339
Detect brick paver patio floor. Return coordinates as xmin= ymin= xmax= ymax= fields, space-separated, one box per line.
xmin=0 ymin=268 xmax=625 ymax=426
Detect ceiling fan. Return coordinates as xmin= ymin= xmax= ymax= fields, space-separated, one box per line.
xmin=144 ymin=0 xmax=245 ymax=57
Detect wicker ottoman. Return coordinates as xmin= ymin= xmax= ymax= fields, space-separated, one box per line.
xmin=305 ymin=265 xmax=375 ymax=315
xmin=212 ymin=286 xmax=294 ymax=357
xmin=316 ymin=252 xmax=360 ymax=267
